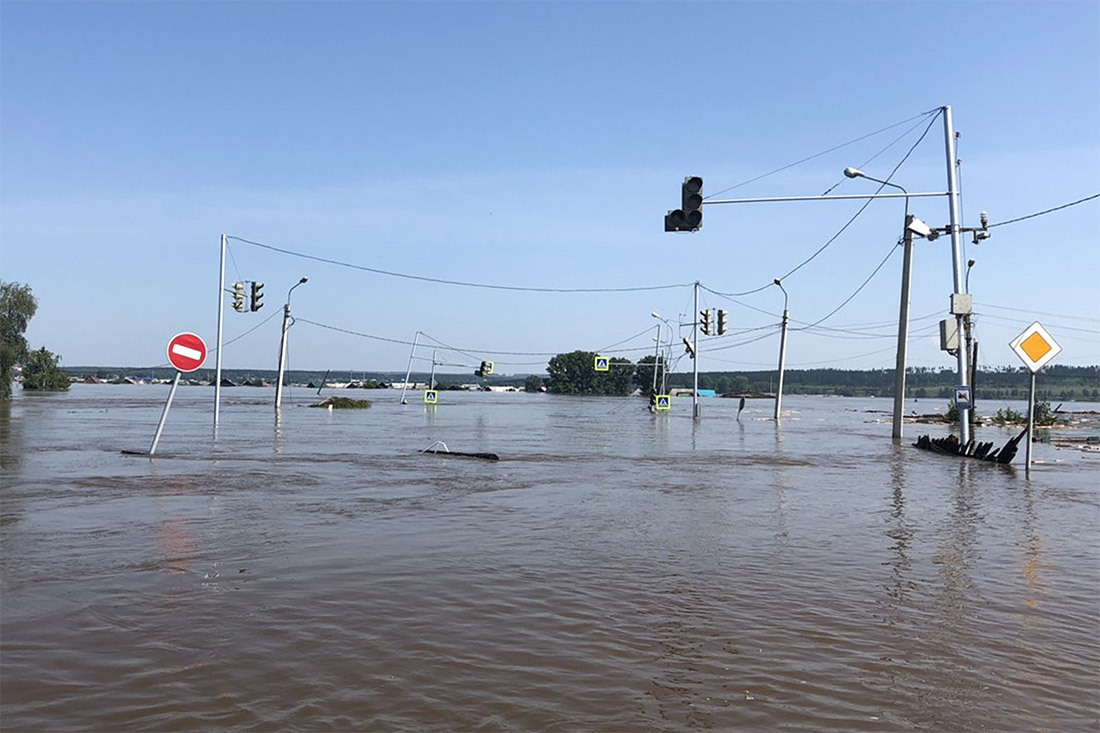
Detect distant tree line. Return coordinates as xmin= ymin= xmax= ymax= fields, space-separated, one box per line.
xmin=58 ymin=357 xmax=1099 ymax=402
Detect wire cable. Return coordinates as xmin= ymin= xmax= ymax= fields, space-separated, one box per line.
xmin=705 ymin=108 xmax=941 ymax=200
xmin=986 ymin=193 xmax=1100 ymax=229
xmin=791 ymin=239 xmax=901 ymax=331
xmin=228 ymin=235 xmax=693 ymax=294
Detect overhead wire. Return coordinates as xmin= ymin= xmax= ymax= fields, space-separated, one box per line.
xmin=987 ymin=193 xmax=1100 ymax=229
xmin=705 ymin=107 xmax=941 ymax=200
xmin=228 ymin=235 xmax=693 ymax=294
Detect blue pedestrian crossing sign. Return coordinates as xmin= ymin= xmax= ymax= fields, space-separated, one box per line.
xmin=594 ymin=356 xmax=610 ymax=371
xmin=655 ymin=395 xmax=671 ymax=411
xmin=424 ymin=390 xmax=438 ymax=405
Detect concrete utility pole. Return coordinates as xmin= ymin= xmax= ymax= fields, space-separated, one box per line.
xmin=274 ymin=277 xmax=308 ymax=412
xmin=773 ymin=279 xmax=789 ymax=422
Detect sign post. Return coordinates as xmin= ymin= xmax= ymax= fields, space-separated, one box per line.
xmin=1009 ymin=322 xmax=1062 ymax=478
xmin=151 ymin=333 xmax=208 ymax=456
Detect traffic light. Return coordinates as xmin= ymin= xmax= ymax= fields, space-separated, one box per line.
xmin=664 ymin=176 xmax=703 ymax=232
xmin=474 ymin=360 xmax=493 ymax=377
xmin=682 ymin=337 xmax=695 ymax=359
xmin=250 ymin=281 xmax=264 ymax=312
xmin=700 ymin=309 xmax=711 ymax=335
xmin=717 ymin=309 xmax=727 ymax=335
xmin=231 ymin=282 xmax=245 ymax=312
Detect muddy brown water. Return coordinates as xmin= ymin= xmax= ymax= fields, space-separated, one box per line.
xmin=2 ymin=385 xmax=1098 ymax=731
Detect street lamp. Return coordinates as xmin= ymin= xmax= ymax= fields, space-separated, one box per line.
xmin=275 ymin=276 xmax=309 ymax=412
xmin=773 ymin=279 xmax=790 ymax=422
xmin=844 ymin=167 xmax=928 ymax=442
xmin=651 ymin=312 xmax=674 ymax=395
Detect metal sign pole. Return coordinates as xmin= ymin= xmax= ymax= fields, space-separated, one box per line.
xmin=1025 ymin=371 xmax=1036 ymax=478
xmin=150 ymin=371 xmax=182 ymax=456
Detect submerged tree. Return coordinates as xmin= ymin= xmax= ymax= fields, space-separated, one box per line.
xmin=21 ymin=347 xmax=70 ymax=392
xmin=1 ymin=281 xmax=38 ymax=400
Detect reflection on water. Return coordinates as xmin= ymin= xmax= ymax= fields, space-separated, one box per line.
xmin=1 ymin=385 xmax=1098 ymax=731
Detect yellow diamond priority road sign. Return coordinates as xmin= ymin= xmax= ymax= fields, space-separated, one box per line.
xmin=1010 ymin=321 xmax=1062 ymax=373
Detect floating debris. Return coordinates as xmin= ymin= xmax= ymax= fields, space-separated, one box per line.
xmin=310 ymin=396 xmax=371 ymax=409
xmin=913 ymin=427 xmax=1026 ymax=464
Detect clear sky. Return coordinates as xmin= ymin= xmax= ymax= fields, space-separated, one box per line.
xmin=2 ymin=0 xmax=1098 ymax=376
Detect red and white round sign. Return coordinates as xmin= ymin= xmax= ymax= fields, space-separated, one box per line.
xmin=166 ymin=332 xmax=207 ymax=373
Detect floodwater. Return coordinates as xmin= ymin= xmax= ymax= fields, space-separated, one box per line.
xmin=2 ymin=384 xmax=1098 ymax=732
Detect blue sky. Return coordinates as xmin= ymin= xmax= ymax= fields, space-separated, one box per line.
xmin=2 ymin=1 xmax=1098 ymax=376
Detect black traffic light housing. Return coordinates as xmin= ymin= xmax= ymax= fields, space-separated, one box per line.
xmin=664 ymin=176 xmax=703 ymax=232
xmin=474 ymin=360 xmax=493 ymax=378
xmin=682 ymin=337 xmax=695 ymax=359
xmin=700 ymin=309 xmax=711 ymax=335
xmin=717 ymin=309 xmax=727 ymax=335
xmin=250 ymin=281 xmax=264 ymax=312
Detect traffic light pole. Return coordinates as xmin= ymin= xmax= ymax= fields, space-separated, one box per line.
xmin=693 ymin=281 xmax=700 ymax=420
xmin=214 ymin=233 xmax=227 ymax=432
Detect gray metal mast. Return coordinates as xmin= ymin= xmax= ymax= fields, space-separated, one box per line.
xmin=214 ymin=233 xmax=226 ymax=431
xmin=942 ymin=106 xmax=971 ymax=445
xmin=693 ymin=281 xmax=700 ymax=420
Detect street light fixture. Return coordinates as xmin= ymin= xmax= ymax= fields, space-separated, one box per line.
xmin=651 ymin=312 xmax=674 ymax=395
xmin=275 ymin=276 xmax=309 ymax=412
xmin=844 ymin=167 xmax=927 ymax=441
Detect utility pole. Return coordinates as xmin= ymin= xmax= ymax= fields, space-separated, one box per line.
xmin=399 ymin=331 xmax=421 ymax=405
xmin=274 ymin=277 xmax=308 ymax=413
xmin=773 ymin=279 xmax=789 ymax=422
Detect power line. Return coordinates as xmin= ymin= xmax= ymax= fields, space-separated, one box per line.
xmin=987 ymin=193 xmax=1100 ymax=229
xmin=705 ymin=113 xmax=942 ymax=299
xmin=705 ymin=108 xmax=940 ymax=200
xmin=791 ymin=239 xmax=901 ymax=331
xmin=975 ymin=302 xmax=1100 ymax=323
xmin=228 ymin=235 xmax=693 ymax=294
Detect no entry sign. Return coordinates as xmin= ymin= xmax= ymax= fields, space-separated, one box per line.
xmin=167 ymin=332 xmax=207 ymax=372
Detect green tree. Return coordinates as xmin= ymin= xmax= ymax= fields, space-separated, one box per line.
xmin=634 ymin=354 xmax=667 ymax=396
xmin=524 ymin=375 xmax=543 ymax=393
xmin=546 ymin=350 xmax=634 ymax=395
xmin=1 ymin=281 xmax=38 ymax=400
xmin=21 ymin=347 xmax=70 ymax=392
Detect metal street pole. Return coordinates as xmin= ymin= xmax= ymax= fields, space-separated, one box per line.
xmin=651 ymin=324 xmax=661 ymax=395
xmin=942 ymin=105 xmax=971 ymax=446
xmin=773 ymin=279 xmax=789 ymax=422
xmin=1025 ymin=371 xmax=1036 ymax=478
xmin=400 ymin=331 xmax=421 ymax=405
xmin=151 ymin=371 xmax=182 ymax=456
xmin=693 ymin=281 xmax=700 ymax=420
xmin=274 ymin=277 xmax=308 ymax=413
xmin=214 ymin=233 xmax=227 ymax=432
